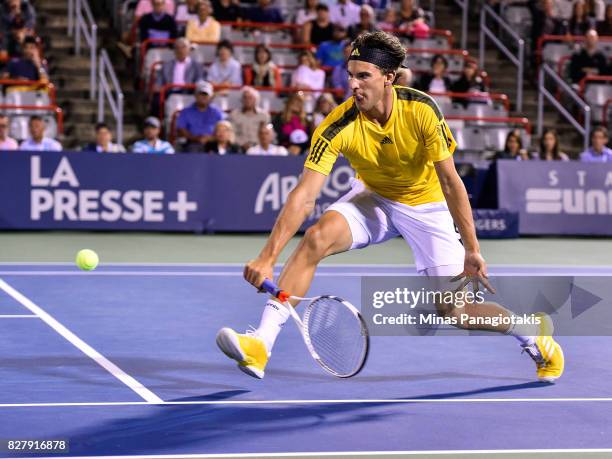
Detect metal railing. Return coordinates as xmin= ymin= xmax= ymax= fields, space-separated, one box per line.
xmin=452 ymin=0 xmax=468 ymax=51
xmin=479 ymin=4 xmax=524 ymax=113
xmin=72 ymin=0 xmax=98 ymax=100
xmin=98 ymin=50 xmax=124 ymax=145
xmin=537 ymin=64 xmax=591 ymax=151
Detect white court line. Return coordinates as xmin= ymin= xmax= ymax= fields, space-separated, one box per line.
xmin=2 ymin=397 xmax=612 ymax=408
xmin=0 ymin=279 xmax=163 ymax=404
xmin=0 ymin=314 xmax=39 ymax=318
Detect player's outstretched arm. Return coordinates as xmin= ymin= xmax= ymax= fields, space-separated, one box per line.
xmin=244 ymin=168 xmax=328 ymax=288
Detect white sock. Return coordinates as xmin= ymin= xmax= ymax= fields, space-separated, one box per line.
xmin=255 ymin=299 xmax=291 ymax=352
xmin=506 ymin=318 xmax=537 ymax=346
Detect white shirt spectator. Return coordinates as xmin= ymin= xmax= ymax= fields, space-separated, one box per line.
xmin=329 ymin=0 xmax=361 ymax=29
xmin=95 ymin=143 xmax=126 ymax=153
xmin=135 ymin=0 xmax=176 ymax=17
xmin=292 ymin=65 xmax=326 ymax=97
xmin=0 ymin=137 xmax=19 ymax=150
xmin=207 ymin=57 xmax=243 ymax=86
xmin=20 ymin=138 xmax=62 ymax=151
xmin=175 ymin=3 xmax=199 ymax=23
xmin=246 ymin=144 xmax=288 ymax=155
xmin=295 ymin=9 xmax=317 ymax=25
xmin=132 ymin=139 xmax=175 ymax=154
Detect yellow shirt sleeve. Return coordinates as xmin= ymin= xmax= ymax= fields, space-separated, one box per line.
xmin=304 ymin=124 xmax=342 ymax=176
xmin=421 ymin=103 xmax=456 ymax=162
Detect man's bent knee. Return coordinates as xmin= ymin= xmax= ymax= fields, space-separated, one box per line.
xmin=301 ymin=211 xmax=352 ymax=260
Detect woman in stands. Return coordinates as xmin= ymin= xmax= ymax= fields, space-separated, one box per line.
xmin=272 ymin=92 xmax=311 ymax=147
xmin=537 ymin=128 xmax=570 ymax=161
xmin=294 ymin=0 xmax=318 ymax=27
xmin=251 ymin=44 xmax=278 ymax=87
xmin=566 ymin=0 xmax=596 ymax=35
xmin=203 ymin=120 xmax=242 ymax=154
xmin=311 ymin=93 xmax=337 ymax=128
xmin=417 ymin=54 xmax=452 ymax=94
xmin=496 ymin=130 xmax=530 ymax=160
xmin=450 ymin=60 xmax=488 ymax=107
xmin=597 ymin=4 xmax=612 ymax=35
xmin=291 ymin=50 xmax=325 ymax=97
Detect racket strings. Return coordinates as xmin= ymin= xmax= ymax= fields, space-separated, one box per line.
xmin=305 ymin=297 xmax=367 ymax=377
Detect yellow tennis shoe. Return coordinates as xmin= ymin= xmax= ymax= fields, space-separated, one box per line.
xmin=521 ymin=313 xmax=565 ymax=383
xmin=216 ymin=327 xmax=269 ymax=379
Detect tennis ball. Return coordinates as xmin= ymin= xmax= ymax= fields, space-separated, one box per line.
xmin=75 ymin=249 xmax=99 ymax=271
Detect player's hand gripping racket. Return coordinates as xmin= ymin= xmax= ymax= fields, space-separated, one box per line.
xmin=260 ymin=279 xmax=369 ymax=378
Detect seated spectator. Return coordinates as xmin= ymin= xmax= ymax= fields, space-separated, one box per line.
xmin=312 ymin=93 xmax=337 ymax=127
xmin=587 ymin=0 xmax=605 ymax=21
xmin=246 ymin=123 xmax=288 ymax=155
xmin=316 ymin=24 xmax=349 ymax=67
xmin=2 ymin=15 xmax=28 ymax=59
xmin=0 ymin=114 xmax=18 ymax=150
xmin=246 ymin=0 xmax=283 ymax=23
xmin=416 ymin=54 xmax=452 ymax=93
xmin=536 ymin=128 xmax=569 ymax=161
xmin=272 ymin=93 xmax=311 ymax=147
xmin=19 ymin=116 xmax=62 ymax=151
xmin=176 ymin=80 xmax=224 ymax=152
xmin=157 ymin=38 xmax=204 ymax=89
xmin=331 ymin=42 xmax=352 ymax=100
xmin=596 ymin=4 xmax=612 ymax=35
xmin=139 ymin=0 xmax=178 ymax=45
xmin=82 ymin=123 xmax=126 ymax=153
xmin=303 ymin=4 xmax=334 ymax=46
xmin=287 ymin=128 xmax=309 ymax=155
xmin=132 ymin=116 xmax=175 ymax=153
xmin=397 ymin=0 xmax=425 ymax=24
xmin=175 ymin=0 xmax=200 ymax=26
xmin=229 ymin=86 xmax=271 ymax=151
xmin=203 ymin=120 xmax=242 ymax=154
xmin=379 ymin=8 xmax=399 ymax=32
xmin=330 ymin=0 xmax=361 ymax=29
xmin=291 ymin=50 xmax=326 ymax=97
xmin=569 ymin=29 xmax=609 ymax=84
xmin=186 ymin=1 xmax=221 ymax=43
xmin=580 ymin=126 xmax=612 ymax=161
xmin=495 ymin=130 xmax=529 ymax=160
xmin=450 ymin=60 xmax=488 ymax=107
xmin=348 ymin=5 xmax=378 ymax=39
xmin=294 ymin=0 xmax=317 ymax=26
xmin=1 ymin=0 xmax=36 ymax=32
xmin=2 ymin=36 xmax=47 ymax=82
xmin=251 ymin=44 xmax=277 ymax=87
xmin=212 ymin=0 xmax=244 ymax=22
xmin=135 ymin=0 xmax=176 ymax=17
xmin=566 ymin=0 xmax=596 ymax=35
xmin=207 ymin=40 xmax=243 ymax=86
xmin=394 ymin=67 xmax=413 ymax=86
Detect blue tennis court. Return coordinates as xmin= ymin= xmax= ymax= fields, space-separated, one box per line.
xmin=1 ymin=263 xmax=612 ymax=458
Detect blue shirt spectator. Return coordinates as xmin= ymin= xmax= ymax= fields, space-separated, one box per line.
xmin=580 ymin=127 xmax=612 ymax=162
xmin=315 ymin=29 xmax=348 ymax=67
xmin=331 ymin=42 xmax=352 ymax=100
xmin=207 ymin=40 xmax=243 ymax=86
xmin=176 ymin=80 xmax=224 ymax=152
xmin=132 ymin=117 xmax=175 ymax=154
xmin=246 ymin=0 xmax=284 ymax=23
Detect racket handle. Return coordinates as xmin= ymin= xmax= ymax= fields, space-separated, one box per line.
xmin=260 ymin=279 xmax=290 ymax=302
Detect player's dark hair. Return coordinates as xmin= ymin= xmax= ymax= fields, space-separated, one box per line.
xmin=351 ymin=31 xmax=406 ymax=75
xmin=95 ymin=122 xmax=110 ymax=132
xmin=29 ymin=115 xmax=44 ymax=123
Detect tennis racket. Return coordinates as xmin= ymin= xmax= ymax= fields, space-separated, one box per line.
xmin=260 ymin=278 xmax=369 ymax=378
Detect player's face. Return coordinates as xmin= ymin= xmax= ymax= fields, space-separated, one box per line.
xmin=347 ymin=60 xmax=390 ymax=113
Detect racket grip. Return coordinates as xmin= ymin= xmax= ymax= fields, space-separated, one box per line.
xmin=260 ymin=279 xmax=290 ymax=302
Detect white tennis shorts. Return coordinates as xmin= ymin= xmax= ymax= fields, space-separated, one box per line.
xmin=326 ymin=179 xmax=465 ymax=275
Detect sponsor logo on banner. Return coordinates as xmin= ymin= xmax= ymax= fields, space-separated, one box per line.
xmin=29 ymin=156 xmax=198 ymax=223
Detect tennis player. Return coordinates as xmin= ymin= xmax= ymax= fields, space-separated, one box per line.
xmin=217 ymin=31 xmax=564 ymax=381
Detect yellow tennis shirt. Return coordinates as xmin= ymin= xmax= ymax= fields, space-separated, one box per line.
xmin=305 ymin=86 xmax=456 ymax=206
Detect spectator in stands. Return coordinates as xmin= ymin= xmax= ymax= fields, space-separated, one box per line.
xmin=132 ymin=116 xmax=175 ymax=153
xmin=394 ymin=67 xmax=413 ymax=86
xmin=580 ymin=126 xmax=612 ymax=161
xmin=19 ymin=116 xmax=61 ymax=151
xmin=312 ymin=93 xmax=337 ymax=127
xmin=586 ymin=0 xmax=605 ymax=21
xmin=1 ymin=0 xmax=36 ymax=32
xmin=397 ymin=0 xmax=425 ymax=25
xmin=250 ymin=44 xmax=277 ymax=87
xmin=272 ymin=93 xmax=311 ymax=147
xmin=175 ymin=0 xmax=200 ymax=27
xmin=0 ymin=114 xmax=18 ymax=150
xmin=135 ymin=0 xmax=176 ymax=17
xmin=246 ymin=123 xmax=288 ymax=155
xmin=331 ymin=41 xmax=352 ymax=100
xmin=2 ymin=16 xmax=28 ymax=58
xmin=495 ymin=130 xmax=529 ymax=160
xmin=82 ymin=123 xmax=126 ymax=153
xmin=569 ymin=29 xmax=609 ymax=84
xmin=379 ymin=8 xmax=399 ymax=32
xmin=330 ymin=0 xmax=361 ymax=29
xmin=303 ymin=4 xmax=334 ymax=46
xmin=348 ymin=5 xmax=378 ymax=39
xmin=203 ymin=120 xmax=242 ymax=154
xmin=246 ymin=0 xmax=284 ymax=23
xmin=139 ymin=0 xmax=178 ymax=45
xmin=186 ymin=0 xmax=221 ymax=43
xmin=212 ymin=0 xmax=244 ymax=22
xmin=530 ymin=0 xmax=565 ymax=57
xmin=316 ymin=24 xmax=349 ymax=67
xmin=176 ymin=80 xmax=224 ymax=152
xmin=597 ymin=4 xmax=612 ymax=35
xmin=207 ymin=40 xmax=243 ymax=86
xmin=2 ymin=36 xmax=47 ymax=82
xmin=292 ymin=50 xmax=326 ymax=97
xmin=536 ymin=128 xmax=569 ymax=160
xmin=567 ymin=0 xmax=596 ymax=35
xmin=416 ymin=54 xmax=451 ymax=93
xmin=294 ymin=0 xmax=317 ymax=26
xmin=157 ymin=38 xmax=204 ymax=89
xmin=450 ymin=60 xmax=488 ymax=107
xmin=287 ymin=128 xmax=309 ymax=155
xmin=229 ymin=86 xmax=271 ymax=150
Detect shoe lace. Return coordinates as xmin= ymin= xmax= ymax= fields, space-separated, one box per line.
xmin=522 ymin=343 xmax=546 ymax=367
